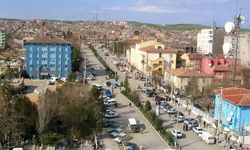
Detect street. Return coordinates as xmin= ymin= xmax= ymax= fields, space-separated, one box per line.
xmin=80 ymin=46 xmax=170 ymax=150
xmin=93 ymin=46 xmax=226 ymax=150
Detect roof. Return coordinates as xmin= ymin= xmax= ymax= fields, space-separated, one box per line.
xmin=167 ymin=69 xmax=213 ymax=78
xmin=25 ymin=36 xmax=71 ymax=45
xmin=214 ymin=64 xmax=230 ymax=72
xmin=128 ymin=118 xmax=137 ymax=125
xmin=139 ymin=45 xmax=177 ymax=53
xmin=188 ymin=53 xmax=205 ymax=60
xmin=214 ymin=87 xmax=250 ymax=106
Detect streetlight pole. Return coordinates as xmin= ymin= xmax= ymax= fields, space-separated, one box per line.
xmin=217 ymin=87 xmax=223 ymax=136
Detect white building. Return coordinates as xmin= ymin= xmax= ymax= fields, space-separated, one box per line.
xmin=0 ymin=32 xmax=5 ymax=50
xmin=197 ymin=29 xmax=213 ymax=54
xmin=126 ymin=40 xmax=177 ymax=76
xmin=224 ymin=33 xmax=250 ymax=68
xmin=197 ymin=29 xmax=224 ymax=55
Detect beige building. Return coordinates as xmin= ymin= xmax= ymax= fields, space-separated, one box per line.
xmin=126 ymin=40 xmax=177 ymax=76
xmin=164 ymin=69 xmax=213 ymax=91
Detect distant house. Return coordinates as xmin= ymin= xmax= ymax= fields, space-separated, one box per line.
xmin=214 ymin=87 xmax=250 ymax=132
xmin=126 ymin=40 xmax=177 ymax=76
xmin=25 ymin=36 xmax=72 ymax=79
xmin=164 ymin=68 xmax=213 ymax=92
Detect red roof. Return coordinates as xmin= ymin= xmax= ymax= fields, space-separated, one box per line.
xmin=214 ymin=87 xmax=250 ymax=106
xmin=167 ymin=69 xmax=213 ymax=78
xmin=188 ymin=53 xmax=205 ymax=60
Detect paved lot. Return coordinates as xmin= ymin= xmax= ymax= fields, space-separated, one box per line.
xmin=94 ymin=47 xmax=226 ymax=150
xmin=81 ymin=46 xmax=169 ymax=150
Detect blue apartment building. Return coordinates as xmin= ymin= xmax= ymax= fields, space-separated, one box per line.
xmin=214 ymin=87 xmax=250 ymax=133
xmin=25 ymin=36 xmax=72 ymax=79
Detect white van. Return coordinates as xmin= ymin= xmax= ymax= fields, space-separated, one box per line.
xmin=104 ymin=98 xmax=117 ymax=106
xmin=128 ymin=118 xmax=140 ymax=133
xmin=200 ymin=131 xmax=215 ymax=144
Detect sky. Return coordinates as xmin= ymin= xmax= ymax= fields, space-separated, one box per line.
xmin=0 ymin=0 xmax=249 ymax=28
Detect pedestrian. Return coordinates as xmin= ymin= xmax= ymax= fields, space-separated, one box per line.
xmin=140 ymin=127 xmax=144 ymax=134
xmin=129 ymin=103 xmax=131 ymax=107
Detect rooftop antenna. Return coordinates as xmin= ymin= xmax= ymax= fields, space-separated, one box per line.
xmin=223 ymin=0 xmax=245 ymax=86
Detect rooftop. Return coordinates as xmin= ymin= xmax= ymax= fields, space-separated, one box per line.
xmin=139 ymin=45 xmax=177 ymax=53
xmin=214 ymin=87 xmax=250 ymax=106
xmin=25 ymin=36 xmax=71 ymax=45
xmin=167 ymin=68 xmax=213 ymax=78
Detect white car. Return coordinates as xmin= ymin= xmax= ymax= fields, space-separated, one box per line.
xmin=110 ymin=131 xmax=126 ymax=138
xmin=193 ymin=127 xmax=204 ymax=135
xmin=104 ymin=110 xmax=118 ymax=118
xmin=114 ymin=137 xmax=123 ymax=143
xmin=170 ymin=130 xmax=183 ymax=138
xmin=167 ymin=108 xmax=176 ymax=114
xmin=174 ymin=115 xmax=184 ymax=122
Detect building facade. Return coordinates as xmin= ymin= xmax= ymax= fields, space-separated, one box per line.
xmin=197 ymin=28 xmax=224 ymax=55
xmin=25 ymin=36 xmax=72 ymax=79
xmin=126 ymin=40 xmax=177 ymax=76
xmin=164 ymin=69 xmax=213 ymax=92
xmin=224 ymin=33 xmax=250 ymax=69
xmin=0 ymin=32 xmax=5 ymax=50
xmin=214 ymin=87 xmax=250 ymax=132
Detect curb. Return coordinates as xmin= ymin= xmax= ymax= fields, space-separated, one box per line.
xmin=120 ymin=93 xmax=170 ymax=149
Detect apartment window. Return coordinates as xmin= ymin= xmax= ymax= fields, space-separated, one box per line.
xmin=50 ymin=64 xmax=55 ymax=68
xmin=50 ymin=58 xmax=56 ymax=62
xmin=50 ymin=51 xmax=55 ymax=54
xmin=42 ymin=51 xmax=48 ymax=55
xmin=159 ymin=53 xmax=162 ymax=58
xmin=42 ymin=58 xmax=47 ymax=61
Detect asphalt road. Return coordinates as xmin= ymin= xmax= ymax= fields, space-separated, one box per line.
xmin=94 ymin=47 xmax=226 ymax=150
xmin=81 ymin=46 xmax=170 ymax=150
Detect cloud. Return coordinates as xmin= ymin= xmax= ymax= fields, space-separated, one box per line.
xmin=129 ymin=5 xmax=186 ymax=13
xmin=101 ymin=6 xmax=122 ymax=11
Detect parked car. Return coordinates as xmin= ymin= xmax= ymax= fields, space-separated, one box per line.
xmin=103 ymin=89 xmax=112 ymax=99
xmin=184 ymin=118 xmax=196 ymax=124
xmin=170 ymin=130 xmax=183 ymax=138
xmin=200 ymin=131 xmax=216 ymax=144
xmin=174 ymin=115 xmax=184 ymax=122
xmin=187 ymin=120 xmax=199 ymax=128
xmin=162 ymin=105 xmax=172 ymax=112
xmin=167 ymin=108 xmax=176 ymax=114
xmin=104 ymin=110 xmax=118 ymax=118
xmin=110 ymin=131 xmax=126 ymax=138
xmin=193 ymin=127 xmax=204 ymax=135
xmin=123 ymin=142 xmax=137 ymax=150
xmin=104 ymin=99 xmax=117 ymax=106
xmin=114 ymin=137 xmax=123 ymax=143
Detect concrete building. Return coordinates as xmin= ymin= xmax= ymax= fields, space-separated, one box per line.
xmin=164 ymin=69 xmax=213 ymax=92
xmin=25 ymin=36 xmax=72 ymax=79
xmin=126 ymin=40 xmax=177 ymax=76
xmin=0 ymin=32 xmax=5 ymax=50
xmin=214 ymin=87 xmax=250 ymax=133
xmin=197 ymin=28 xmax=224 ymax=55
xmin=224 ymin=33 xmax=250 ymax=69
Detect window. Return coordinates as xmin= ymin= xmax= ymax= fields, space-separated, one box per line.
xmin=42 ymin=51 xmax=48 ymax=55
xmin=50 ymin=58 xmax=56 ymax=62
xmin=50 ymin=64 xmax=55 ymax=68
xmin=42 ymin=58 xmax=47 ymax=61
xmin=50 ymin=51 xmax=55 ymax=54
xmin=159 ymin=53 xmax=162 ymax=57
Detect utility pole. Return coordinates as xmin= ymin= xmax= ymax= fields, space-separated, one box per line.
xmin=217 ymin=87 xmax=223 ymax=136
xmin=175 ymin=110 xmax=179 ymax=149
xmin=83 ymin=55 xmax=87 ymax=83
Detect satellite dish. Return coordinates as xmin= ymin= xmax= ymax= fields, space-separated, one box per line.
xmin=224 ymin=22 xmax=235 ymax=33
xmin=223 ymin=43 xmax=232 ymax=54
